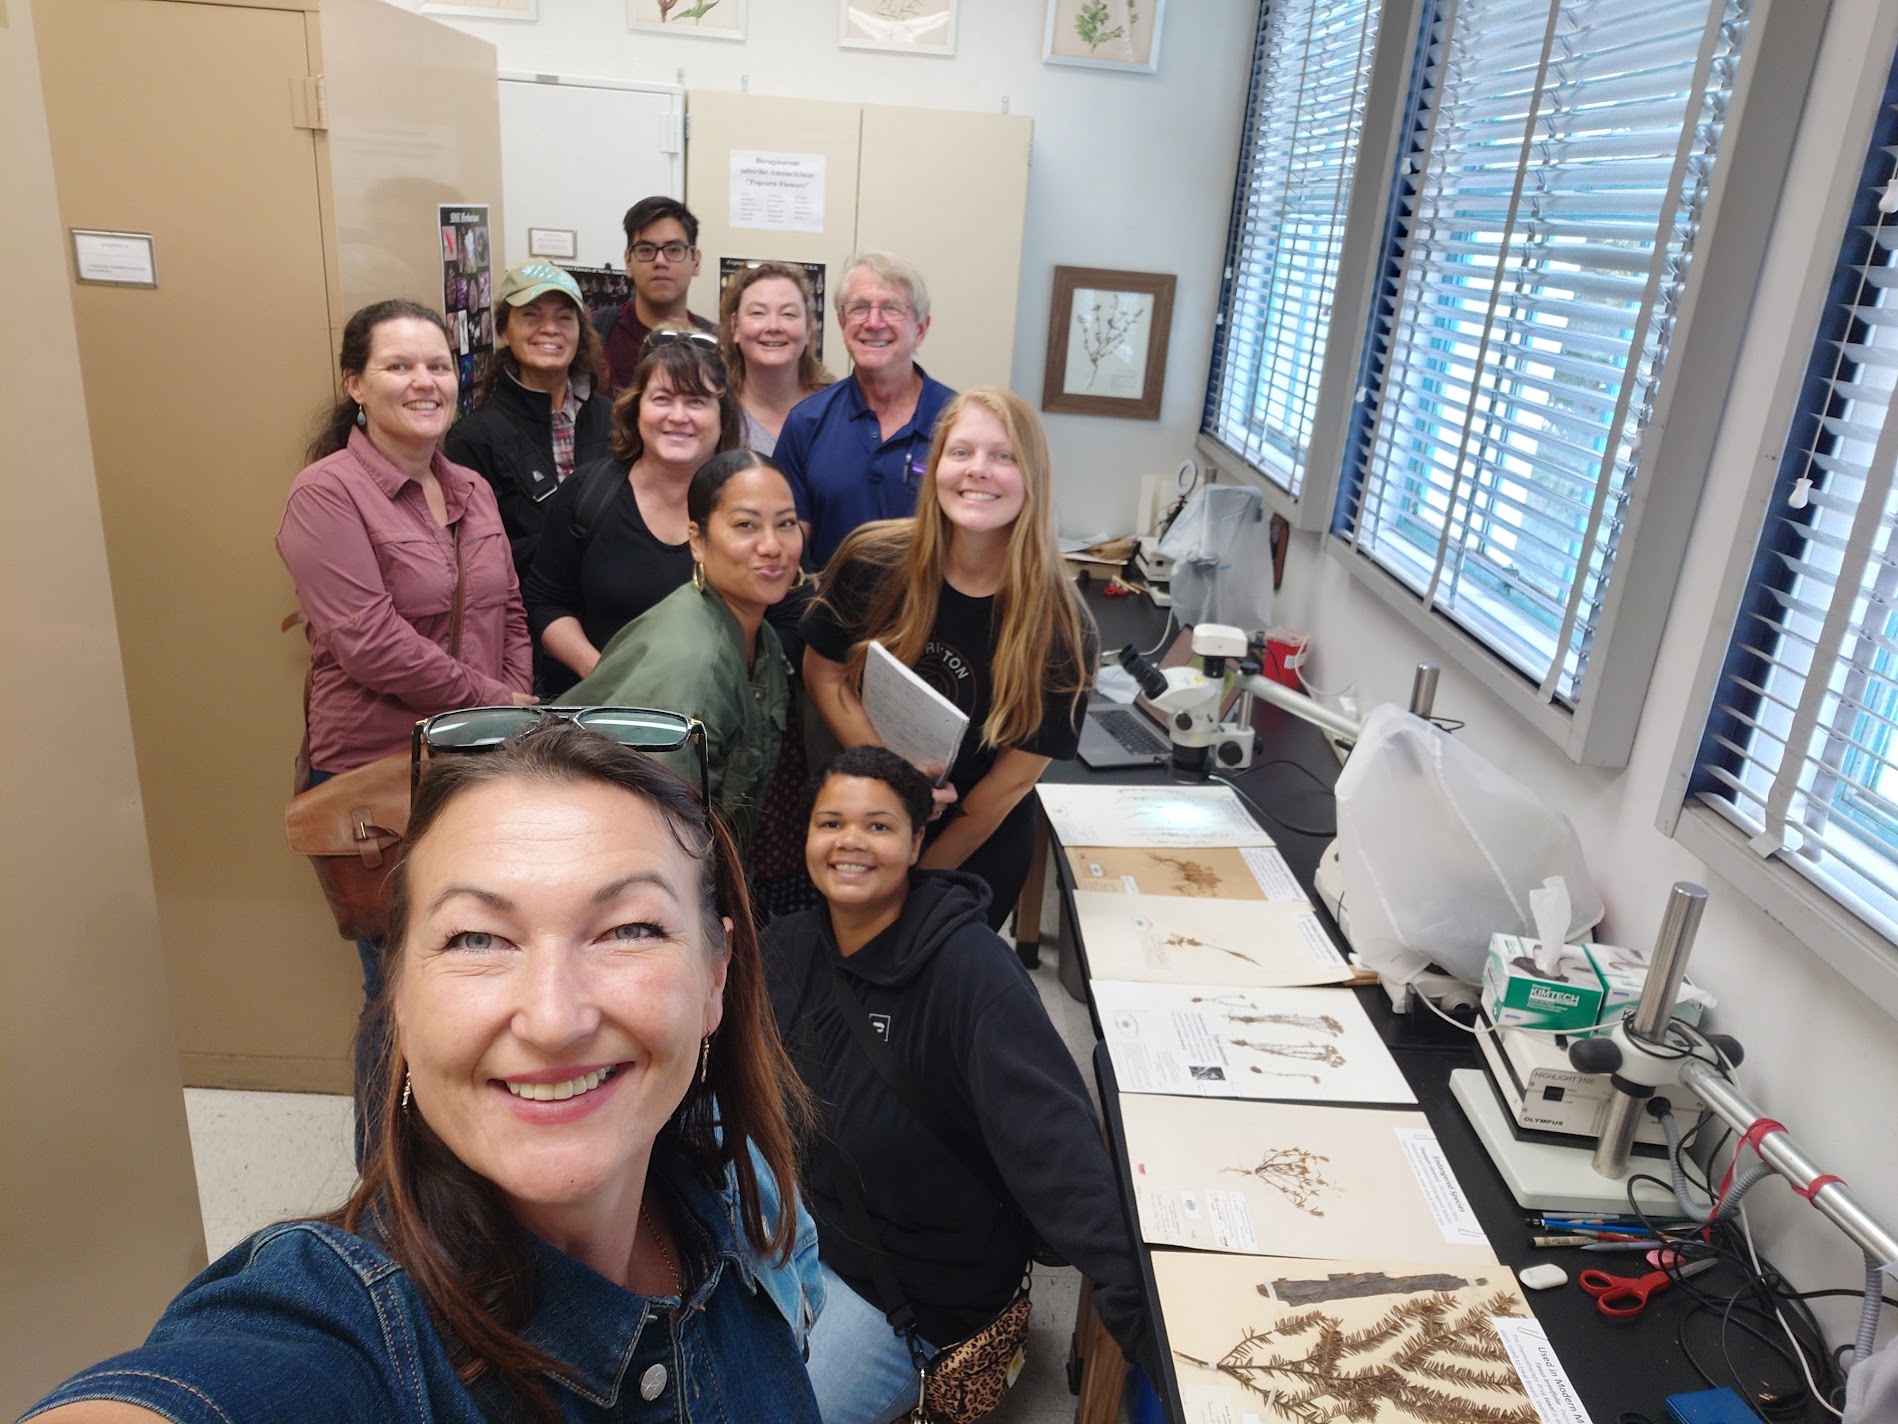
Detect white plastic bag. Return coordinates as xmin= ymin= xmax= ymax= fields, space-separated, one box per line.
xmin=1155 ymin=484 xmax=1274 ymax=631
xmin=1334 ymin=704 xmax=1603 ymax=985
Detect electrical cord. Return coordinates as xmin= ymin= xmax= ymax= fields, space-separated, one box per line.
xmin=1211 ymin=771 xmax=1335 ymax=839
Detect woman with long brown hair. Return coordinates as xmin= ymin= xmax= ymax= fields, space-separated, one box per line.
xmin=28 ymin=720 xmax=821 ymax=1423
xmin=801 ymin=386 xmax=1096 ymax=929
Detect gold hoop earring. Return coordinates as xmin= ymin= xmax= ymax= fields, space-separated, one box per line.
xmin=790 ymin=566 xmax=809 ymax=591
xmin=691 ymin=561 xmax=706 ymax=593
xmin=400 ymin=1070 xmax=412 ymax=1114
xmin=698 ymin=1036 xmax=712 ymax=1085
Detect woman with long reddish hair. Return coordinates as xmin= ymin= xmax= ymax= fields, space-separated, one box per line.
xmin=801 ymin=386 xmax=1096 ymax=929
xmin=28 ymin=722 xmax=821 ymax=1423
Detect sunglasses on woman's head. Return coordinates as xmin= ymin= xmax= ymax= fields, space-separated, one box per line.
xmin=644 ymin=329 xmax=722 ymax=355
xmin=411 ymin=706 xmax=711 ymax=811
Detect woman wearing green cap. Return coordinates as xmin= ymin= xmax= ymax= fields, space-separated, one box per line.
xmin=444 ymin=261 xmax=613 ymax=586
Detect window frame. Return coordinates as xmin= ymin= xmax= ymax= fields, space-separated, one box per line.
xmin=1316 ymin=0 xmax=1829 ymax=769
xmin=1196 ymin=0 xmax=1427 ymax=534
xmin=1662 ymin=0 xmax=1898 ymax=1020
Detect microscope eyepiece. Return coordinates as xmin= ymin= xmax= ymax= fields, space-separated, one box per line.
xmin=1118 ymin=644 xmax=1170 ymax=702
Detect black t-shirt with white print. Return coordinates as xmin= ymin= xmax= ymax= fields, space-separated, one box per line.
xmin=800 ymin=553 xmax=1086 ymax=800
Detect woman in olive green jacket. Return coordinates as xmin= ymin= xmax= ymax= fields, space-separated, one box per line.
xmin=560 ymin=449 xmax=802 ymax=848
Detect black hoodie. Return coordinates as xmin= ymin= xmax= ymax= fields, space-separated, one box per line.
xmin=763 ymin=870 xmax=1155 ymax=1372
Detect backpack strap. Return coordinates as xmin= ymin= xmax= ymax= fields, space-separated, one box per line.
xmin=567 ymin=455 xmax=629 ymax=547
xmin=591 ymin=302 xmax=621 ymax=347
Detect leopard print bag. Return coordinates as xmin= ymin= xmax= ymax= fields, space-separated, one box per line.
xmin=914 ymin=1284 xmax=1032 ymax=1424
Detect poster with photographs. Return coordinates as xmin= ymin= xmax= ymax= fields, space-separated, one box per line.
xmin=439 ymin=204 xmax=494 ymax=417
xmin=718 ymin=257 xmax=828 ymax=365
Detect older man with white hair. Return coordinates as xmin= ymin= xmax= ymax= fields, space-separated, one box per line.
xmin=774 ymin=251 xmax=956 ymax=569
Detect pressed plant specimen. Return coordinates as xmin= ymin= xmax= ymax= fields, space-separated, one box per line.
xmin=1072 ymin=290 xmax=1144 ymax=388
xmin=1178 ymin=1290 xmax=1536 ymax=1424
xmin=1221 ymin=1010 xmax=1345 ymax=1038
xmin=1232 ymin=1038 xmax=1347 ymax=1070
xmin=1150 ymin=852 xmax=1223 ymax=896
xmin=1147 ymin=927 xmax=1266 ymax=972
xmin=1222 ymin=1145 xmax=1335 ymax=1215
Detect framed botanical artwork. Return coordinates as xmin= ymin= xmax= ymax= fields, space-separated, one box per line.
xmin=1042 ymin=0 xmax=1166 ymax=73
xmin=627 ymin=0 xmax=747 ymax=41
xmin=1042 ymin=266 xmax=1175 ymax=420
xmin=421 ymin=0 xmax=537 ymax=17
xmin=838 ymin=0 xmax=957 ymax=56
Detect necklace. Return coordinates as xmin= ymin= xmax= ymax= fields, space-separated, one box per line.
xmin=640 ymin=1198 xmax=681 ymax=1297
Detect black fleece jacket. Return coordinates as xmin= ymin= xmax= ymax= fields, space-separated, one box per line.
xmin=763 ymin=871 xmax=1156 ymax=1373
xmin=441 ymin=373 xmax=612 ymax=582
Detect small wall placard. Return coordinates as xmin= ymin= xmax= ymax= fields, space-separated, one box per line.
xmin=72 ymin=229 xmax=157 ymax=288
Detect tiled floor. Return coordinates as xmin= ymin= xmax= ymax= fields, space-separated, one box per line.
xmin=182 ymin=941 xmax=1128 ymax=1423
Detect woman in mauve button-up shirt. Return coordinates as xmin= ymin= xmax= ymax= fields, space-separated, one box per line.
xmin=279 ymin=300 xmax=534 ymax=775
xmin=276 ymin=300 xmax=534 ymax=1153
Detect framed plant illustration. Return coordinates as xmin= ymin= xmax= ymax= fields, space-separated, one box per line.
xmin=839 ymin=0 xmax=957 ymax=56
xmin=1043 ymin=0 xmax=1166 ymax=73
xmin=627 ymin=0 xmax=747 ymax=41
xmin=1042 ymin=266 xmax=1175 ymax=420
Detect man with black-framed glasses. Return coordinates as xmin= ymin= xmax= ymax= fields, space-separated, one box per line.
xmin=594 ymin=194 xmax=717 ymax=397
xmin=775 ymin=250 xmax=956 ymax=570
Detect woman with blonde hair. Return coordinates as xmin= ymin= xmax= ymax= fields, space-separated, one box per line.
xmin=800 ymin=386 xmax=1095 ymax=929
xmin=718 ymin=261 xmax=833 ymax=457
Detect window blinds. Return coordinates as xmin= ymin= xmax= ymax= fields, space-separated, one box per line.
xmin=1201 ymin=0 xmax=1382 ymax=497
xmin=1694 ymin=72 xmax=1898 ymax=944
xmin=1338 ymin=0 xmax=1747 ymax=703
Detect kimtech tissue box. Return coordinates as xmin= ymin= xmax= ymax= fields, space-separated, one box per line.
xmin=1480 ymin=933 xmax=1604 ymax=1032
xmin=1585 ymin=941 xmax=1714 ymax=1029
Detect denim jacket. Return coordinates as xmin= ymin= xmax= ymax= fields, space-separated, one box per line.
xmin=25 ymin=1150 xmax=821 ymax=1423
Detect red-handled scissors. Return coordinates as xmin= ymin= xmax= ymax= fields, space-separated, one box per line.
xmin=1578 ymin=1254 xmax=1715 ymax=1317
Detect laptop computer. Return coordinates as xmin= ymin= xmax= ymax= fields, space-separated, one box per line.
xmin=1077 ymin=697 xmax=1171 ymax=769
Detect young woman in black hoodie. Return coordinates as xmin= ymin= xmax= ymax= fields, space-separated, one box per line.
xmin=763 ymin=747 xmax=1155 ymax=1424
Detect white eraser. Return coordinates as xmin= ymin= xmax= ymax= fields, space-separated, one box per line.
xmin=1518 ymin=1263 xmax=1568 ymax=1292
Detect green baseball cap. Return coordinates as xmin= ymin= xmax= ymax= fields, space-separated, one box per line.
xmin=495 ymin=261 xmax=584 ymax=309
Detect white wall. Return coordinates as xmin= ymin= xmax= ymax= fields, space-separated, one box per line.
xmin=1278 ymin=0 xmax=1898 ymax=1337
xmin=391 ymin=0 xmax=1255 ymax=537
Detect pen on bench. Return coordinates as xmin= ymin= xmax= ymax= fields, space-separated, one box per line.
xmin=1531 ymin=1234 xmax=1601 ymax=1248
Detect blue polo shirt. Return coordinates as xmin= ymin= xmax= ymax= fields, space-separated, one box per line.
xmin=775 ymin=366 xmax=956 ymax=569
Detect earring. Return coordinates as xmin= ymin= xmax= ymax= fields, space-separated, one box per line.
xmin=698 ymin=1036 xmax=712 ymax=1085
xmin=791 ymin=566 xmax=810 ymax=591
xmin=400 ymin=1070 xmax=412 ymax=1113
xmin=691 ymin=561 xmax=707 ymax=592
xmin=355 ymin=403 xmax=367 ymax=428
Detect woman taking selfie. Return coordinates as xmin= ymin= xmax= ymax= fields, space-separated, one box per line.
xmin=801 ymin=387 xmax=1095 ymax=930
xmin=29 ymin=720 xmax=821 ymax=1423
xmin=764 ymin=747 xmax=1154 ymax=1424
xmin=524 ymin=336 xmax=741 ymax=695
xmin=718 ymin=261 xmax=833 ymax=458
xmin=560 ymin=450 xmax=803 ymax=850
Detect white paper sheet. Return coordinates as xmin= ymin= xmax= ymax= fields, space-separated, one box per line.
xmin=1094 ymin=981 xmax=1414 ymax=1105
xmin=1076 ymin=895 xmax=1350 ymax=987
xmin=1159 ymin=1252 xmax=1544 ymax=1424
xmin=1036 ymin=784 xmax=1274 ymax=848
xmin=730 ymin=149 xmax=826 ymax=233
xmin=861 ymin=641 xmax=967 ymax=779
xmin=1121 ymin=1096 xmax=1497 ymax=1264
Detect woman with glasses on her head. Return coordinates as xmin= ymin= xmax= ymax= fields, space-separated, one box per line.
xmin=277 ymin=298 xmax=534 ymax=1140
xmin=718 ymin=262 xmax=834 ymax=459
xmin=28 ymin=721 xmax=823 ymax=1424
xmin=556 ymin=450 xmax=803 ymax=852
xmin=801 ymin=387 xmax=1095 ymax=931
xmin=523 ymin=333 xmax=741 ymax=696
